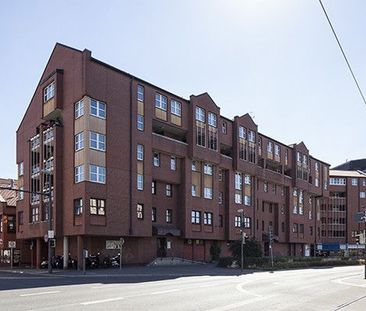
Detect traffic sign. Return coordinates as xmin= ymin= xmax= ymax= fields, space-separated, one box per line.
xmin=48 ymin=230 xmax=55 ymax=239
xmin=8 ymin=241 xmax=16 ymax=249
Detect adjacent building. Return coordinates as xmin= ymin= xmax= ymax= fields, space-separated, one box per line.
xmin=17 ymin=43 xmax=332 ymax=268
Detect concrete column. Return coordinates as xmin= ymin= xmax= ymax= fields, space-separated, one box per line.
xmin=36 ymin=238 xmax=41 ymax=269
xmin=63 ymin=236 xmax=69 ymax=269
xmin=77 ymin=235 xmax=83 ymax=270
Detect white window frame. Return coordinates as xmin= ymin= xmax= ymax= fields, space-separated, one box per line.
xmin=244 ymin=195 xmax=251 ymax=206
xmin=137 ymin=114 xmax=144 ymax=131
xmin=18 ymin=162 xmax=24 ymax=176
xmin=195 ymin=106 xmax=205 ymax=122
xmin=137 ymin=85 xmax=144 ymax=102
xmin=208 ymin=112 xmax=217 ymax=127
xmin=204 ymin=163 xmax=213 ymax=175
xmin=90 ymin=132 xmax=106 ymax=151
xmin=239 ymin=126 xmax=246 ymax=139
xmin=155 ymin=93 xmax=167 ymax=110
xmin=274 ymin=144 xmax=280 ymax=156
xmin=204 ymin=212 xmax=213 ymax=225
xmin=43 ymin=82 xmax=55 ymax=103
xmin=75 ymin=100 xmax=84 ymax=119
xmin=18 ymin=187 xmax=24 ymax=200
xmin=166 ymin=184 xmax=172 ymax=197
xmin=191 ymin=185 xmax=198 ymax=197
xmin=171 ymin=100 xmax=182 ymax=116
xmin=248 ymin=130 xmax=255 ymax=143
xmin=204 ymin=187 xmax=213 ymax=199
xmin=75 ymin=132 xmax=84 ymax=151
xmin=235 ymin=173 xmax=242 ymax=190
xmin=153 ymin=152 xmax=160 ymax=167
xmin=90 ymin=99 xmax=106 ymax=119
xmin=170 ymin=156 xmax=176 ymax=171
xmin=360 ymin=192 xmax=366 ymax=199
xmin=352 ymin=178 xmax=358 ymax=186
xmin=137 ymin=144 xmax=144 ymax=161
xmin=235 ymin=193 xmax=242 ymax=204
xmin=137 ymin=174 xmax=143 ymax=190
xmin=267 ymin=141 xmax=273 ymax=153
xmin=89 ymin=165 xmax=106 ymax=184
xmin=191 ymin=210 xmax=201 ymax=224
xmin=75 ymin=165 xmax=84 ymax=183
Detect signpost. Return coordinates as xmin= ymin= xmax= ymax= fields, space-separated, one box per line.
xmin=8 ymin=241 xmax=16 ymax=270
xmin=268 ymin=226 xmax=274 ymax=269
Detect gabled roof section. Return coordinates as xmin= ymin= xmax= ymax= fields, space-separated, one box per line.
xmin=191 ymin=92 xmax=220 ymax=110
xmin=235 ymin=113 xmax=257 ymax=129
xmin=17 ymin=43 xmax=83 ymax=132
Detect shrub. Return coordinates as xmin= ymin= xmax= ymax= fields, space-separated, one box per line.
xmin=229 ymin=238 xmax=262 ymax=259
xmin=209 ymin=242 xmax=221 ymax=261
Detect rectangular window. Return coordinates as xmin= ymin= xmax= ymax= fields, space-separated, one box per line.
xmin=191 ymin=210 xmax=201 ymax=224
xmin=299 ymin=224 xmax=304 ymax=234
xmin=293 ymin=223 xmax=298 ymax=233
xmin=208 ymin=112 xmax=217 ymax=127
xmin=137 ymin=114 xmax=144 ymax=131
xmin=204 ymin=163 xmax=213 ymax=175
xmin=274 ymin=144 xmax=280 ymax=156
xmin=191 ymin=185 xmax=198 ymax=197
xmin=219 ymin=215 xmax=223 ymax=227
xmin=204 ymin=212 xmax=213 ymax=225
xmin=171 ymin=100 xmax=182 ymax=116
xmin=152 ymin=180 xmax=156 ymax=194
xmin=90 ymin=99 xmax=106 ymax=119
xmin=43 ymin=82 xmax=55 ymax=102
xmin=75 ymin=100 xmax=84 ymax=119
xmin=137 ymin=85 xmax=144 ymax=102
xmin=170 ymin=156 xmax=176 ymax=170
xmin=360 ymin=192 xmax=366 ymax=199
xmin=152 ymin=207 xmax=157 ymax=222
xmin=235 ymin=193 xmax=242 ymax=204
xmin=155 ymin=93 xmax=167 ymax=110
xmin=89 ymin=165 xmax=106 ymax=184
xmin=75 ymin=132 xmax=84 ymax=151
xmin=195 ymin=106 xmax=205 ymax=122
xmin=222 ymin=122 xmax=227 ymax=134
xmin=74 ymin=198 xmax=83 ymax=215
xmin=18 ymin=211 xmax=24 ymax=226
xmin=244 ymin=195 xmax=251 ymax=206
xmin=137 ymin=174 xmax=143 ymax=190
xmin=153 ymin=152 xmax=160 ymax=167
xmin=166 ymin=209 xmax=172 ymax=223
xmin=18 ymin=162 xmax=24 ymax=176
xmin=137 ymin=144 xmax=144 ymax=161
xmin=234 ymin=216 xmax=242 ymax=228
xmin=204 ymin=187 xmax=213 ymax=199
xmin=18 ymin=187 xmax=24 ymax=200
xmin=235 ymin=173 xmax=242 ymax=190
xmin=137 ymin=203 xmax=144 ymax=219
xmin=352 ymin=178 xmax=358 ymax=186
xmin=75 ymin=165 xmax=84 ymax=183
xmin=248 ymin=130 xmax=255 ymax=143
xmin=90 ymin=132 xmax=106 ymax=151
xmin=244 ymin=217 xmax=251 ymax=228
xmin=267 ymin=142 xmax=273 ymax=153
xmin=264 ymin=181 xmax=268 ymax=193
xmin=166 ymin=184 xmax=172 ymax=197
xmin=239 ymin=126 xmax=246 ymax=139
xmin=90 ymin=198 xmax=105 ymax=216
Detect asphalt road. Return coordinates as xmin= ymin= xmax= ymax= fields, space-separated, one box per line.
xmin=0 ymin=265 xmax=365 ymax=310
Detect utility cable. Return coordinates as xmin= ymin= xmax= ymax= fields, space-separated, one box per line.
xmin=318 ymin=0 xmax=366 ymax=107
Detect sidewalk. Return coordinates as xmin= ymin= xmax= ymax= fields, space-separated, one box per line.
xmin=0 ymin=264 xmax=250 ymax=278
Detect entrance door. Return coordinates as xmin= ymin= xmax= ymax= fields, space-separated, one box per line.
xmin=157 ymin=238 xmax=167 ymax=258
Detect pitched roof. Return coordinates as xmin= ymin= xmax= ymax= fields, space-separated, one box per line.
xmin=332 ymin=159 xmax=366 ymax=171
xmin=329 ymin=170 xmax=366 ymax=178
xmin=0 ymin=181 xmax=17 ymax=207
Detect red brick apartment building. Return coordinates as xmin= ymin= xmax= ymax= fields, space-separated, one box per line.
xmin=0 ymin=178 xmax=26 ymax=265
xmin=16 ymin=43 xmax=332 ymax=268
xmin=318 ymin=168 xmax=366 ymax=255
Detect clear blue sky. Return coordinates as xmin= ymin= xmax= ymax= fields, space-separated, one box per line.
xmin=1 ymin=0 xmax=365 ymax=179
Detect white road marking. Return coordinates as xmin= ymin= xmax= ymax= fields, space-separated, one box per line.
xmin=236 ymin=282 xmax=263 ymax=298
xmin=20 ymin=291 xmax=61 ymax=297
xmin=80 ymin=297 xmax=124 ymax=305
xmin=151 ymin=289 xmax=179 ymax=295
xmin=332 ymin=275 xmax=366 ymax=288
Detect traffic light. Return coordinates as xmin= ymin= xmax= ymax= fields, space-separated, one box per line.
xmin=355 ymin=235 xmax=360 ymax=244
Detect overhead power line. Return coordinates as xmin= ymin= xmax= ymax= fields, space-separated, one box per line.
xmin=318 ymin=0 xmax=366 ymax=107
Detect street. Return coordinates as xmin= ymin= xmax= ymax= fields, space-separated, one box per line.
xmin=0 ymin=265 xmax=365 ymax=310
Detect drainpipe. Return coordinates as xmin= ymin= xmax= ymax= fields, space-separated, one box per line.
xmin=129 ymin=78 xmax=134 ymax=235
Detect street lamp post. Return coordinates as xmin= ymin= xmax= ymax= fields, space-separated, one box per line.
xmin=238 ymin=209 xmax=244 ymax=274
